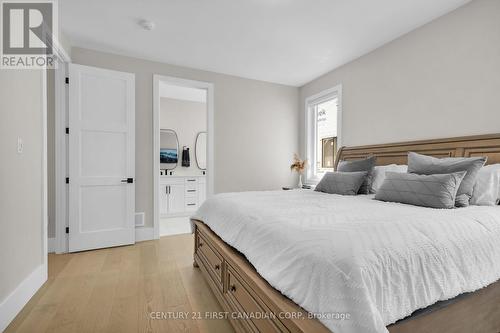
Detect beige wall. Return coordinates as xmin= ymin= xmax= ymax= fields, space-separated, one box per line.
xmin=300 ymin=0 xmax=500 ymax=150
xmin=71 ymin=47 xmax=299 ymax=228
xmin=0 ymin=70 xmax=45 ymax=301
xmin=160 ymin=97 xmax=207 ymax=176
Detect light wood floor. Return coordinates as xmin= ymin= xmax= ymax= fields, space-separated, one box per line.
xmin=6 ymin=234 xmax=235 ymax=333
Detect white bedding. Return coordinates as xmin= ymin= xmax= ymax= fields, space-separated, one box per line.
xmin=192 ymin=190 xmax=500 ymax=333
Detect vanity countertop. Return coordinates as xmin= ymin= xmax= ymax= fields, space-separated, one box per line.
xmin=160 ymin=174 xmax=205 ymax=178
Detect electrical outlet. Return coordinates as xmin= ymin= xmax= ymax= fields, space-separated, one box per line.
xmin=17 ymin=137 xmax=23 ymax=154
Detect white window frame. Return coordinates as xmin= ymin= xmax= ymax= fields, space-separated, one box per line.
xmin=304 ymin=84 xmax=342 ymax=184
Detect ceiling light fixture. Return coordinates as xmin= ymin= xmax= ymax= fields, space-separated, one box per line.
xmin=138 ymin=19 xmax=155 ymax=31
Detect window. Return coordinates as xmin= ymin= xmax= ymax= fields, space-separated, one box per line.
xmin=305 ymin=85 xmax=342 ymax=183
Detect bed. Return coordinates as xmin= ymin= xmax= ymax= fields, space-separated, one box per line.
xmin=192 ymin=134 xmax=500 ymax=333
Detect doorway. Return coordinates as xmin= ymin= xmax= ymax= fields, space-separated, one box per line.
xmin=153 ymin=75 xmax=214 ymax=238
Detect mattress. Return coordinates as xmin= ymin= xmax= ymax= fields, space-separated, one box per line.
xmin=192 ymin=190 xmax=500 ymax=333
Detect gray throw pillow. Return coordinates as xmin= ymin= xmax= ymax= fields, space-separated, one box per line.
xmin=408 ymin=152 xmax=487 ymax=207
xmin=337 ymin=156 xmax=376 ymax=194
xmin=315 ymin=171 xmax=368 ymax=195
xmin=375 ymin=171 xmax=466 ymax=209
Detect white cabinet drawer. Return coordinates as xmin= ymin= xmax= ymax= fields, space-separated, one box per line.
xmin=186 ymin=187 xmax=198 ymax=196
xmin=185 ymin=197 xmax=199 ymax=211
xmin=185 ymin=178 xmax=198 ymax=192
xmin=185 ymin=202 xmax=199 ymax=211
xmin=185 ymin=178 xmax=198 ymax=184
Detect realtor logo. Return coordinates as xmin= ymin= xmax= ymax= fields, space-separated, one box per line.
xmin=1 ymin=0 xmax=57 ymax=69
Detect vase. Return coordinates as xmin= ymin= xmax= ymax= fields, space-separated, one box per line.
xmin=298 ymin=174 xmax=303 ymax=189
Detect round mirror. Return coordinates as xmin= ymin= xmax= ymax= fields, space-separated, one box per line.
xmin=160 ymin=129 xmax=179 ymax=170
xmin=195 ymin=132 xmax=207 ymax=170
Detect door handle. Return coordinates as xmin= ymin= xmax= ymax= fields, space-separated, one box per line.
xmin=121 ymin=178 xmax=134 ymax=183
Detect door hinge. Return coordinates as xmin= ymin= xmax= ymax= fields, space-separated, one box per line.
xmin=66 ymin=177 xmax=69 ymax=184
xmin=66 ymin=227 xmax=69 ymax=234
xmin=65 ymin=127 xmax=69 ymax=134
xmin=65 ymin=77 xmax=69 ymax=84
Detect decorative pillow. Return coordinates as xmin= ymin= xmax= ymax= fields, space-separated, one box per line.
xmin=407 ymin=152 xmax=487 ymax=207
xmin=337 ymin=156 xmax=376 ymax=194
xmin=470 ymin=164 xmax=500 ymax=206
xmin=375 ymin=171 xmax=466 ymax=209
xmin=370 ymin=164 xmax=408 ymax=194
xmin=315 ymin=171 xmax=368 ymax=196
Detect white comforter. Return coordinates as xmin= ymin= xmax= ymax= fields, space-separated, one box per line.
xmin=192 ymin=190 xmax=500 ymax=333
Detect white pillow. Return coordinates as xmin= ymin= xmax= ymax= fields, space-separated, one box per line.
xmin=370 ymin=164 xmax=408 ymax=194
xmin=470 ymin=164 xmax=500 ymax=206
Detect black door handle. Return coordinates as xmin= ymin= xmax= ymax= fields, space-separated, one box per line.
xmin=121 ymin=178 xmax=134 ymax=183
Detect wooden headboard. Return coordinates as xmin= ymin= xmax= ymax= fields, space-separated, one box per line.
xmin=335 ymin=133 xmax=500 ymax=168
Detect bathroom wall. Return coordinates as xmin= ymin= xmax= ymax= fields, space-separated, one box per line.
xmin=160 ymin=97 xmax=207 ymax=176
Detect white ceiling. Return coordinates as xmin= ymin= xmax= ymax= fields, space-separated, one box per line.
xmin=60 ymin=0 xmax=470 ymax=87
xmin=159 ymin=81 xmax=206 ymax=103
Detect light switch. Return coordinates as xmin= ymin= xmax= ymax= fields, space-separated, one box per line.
xmin=17 ymin=137 xmax=23 ymax=154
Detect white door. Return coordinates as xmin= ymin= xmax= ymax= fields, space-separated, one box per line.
xmin=68 ymin=64 xmax=135 ymax=252
xmin=159 ymin=183 xmax=168 ymax=216
xmin=168 ymin=184 xmax=185 ymax=214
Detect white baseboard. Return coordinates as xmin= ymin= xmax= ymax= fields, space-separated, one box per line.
xmin=47 ymin=237 xmax=56 ymax=253
xmin=0 ymin=264 xmax=47 ymax=332
xmin=51 ymin=229 xmax=153 ymax=254
xmin=135 ymin=227 xmax=154 ymax=242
